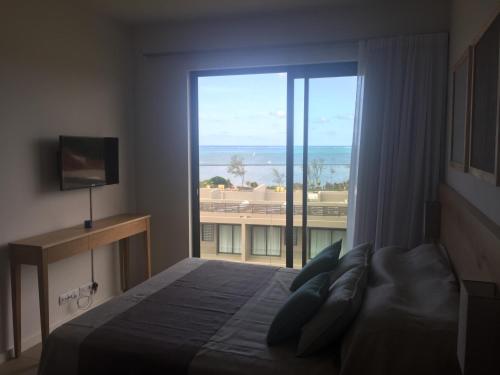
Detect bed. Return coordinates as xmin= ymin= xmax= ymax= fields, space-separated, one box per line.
xmin=39 ymin=259 xmax=340 ymax=375
xmin=39 ymin=239 xmax=461 ymax=375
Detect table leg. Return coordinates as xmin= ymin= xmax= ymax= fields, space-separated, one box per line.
xmin=37 ymin=254 xmax=49 ymax=345
xmin=119 ymin=238 xmax=130 ymax=291
xmin=10 ymin=259 xmax=21 ymax=358
xmin=144 ymin=218 xmax=151 ymax=279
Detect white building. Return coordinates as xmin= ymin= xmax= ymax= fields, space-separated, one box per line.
xmin=199 ymin=184 xmax=348 ymax=267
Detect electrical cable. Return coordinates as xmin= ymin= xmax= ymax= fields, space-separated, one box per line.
xmin=77 ymin=186 xmax=97 ymax=310
xmin=91 ymin=248 xmax=95 ymax=284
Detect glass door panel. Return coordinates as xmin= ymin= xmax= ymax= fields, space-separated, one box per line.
xmin=305 ymin=76 xmax=357 ymax=259
xmin=197 ymin=72 xmax=287 ymax=266
xmin=292 ymin=78 xmax=305 ymax=269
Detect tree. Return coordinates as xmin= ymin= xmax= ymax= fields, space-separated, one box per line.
xmin=227 ymin=155 xmax=246 ymax=187
xmin=200 ymin=176 xmax=231 ymax=188
xmin=271 ymin=168 xmax=285 ymax=187
xmin=308 ymin=158 xmax=325 ymax=189
xmin=330 ymin=166 xmax=336 ymax=178
xmin=329 ymin=166 xmax=337 ymax=185
xmin=246 ymin=181 xmax=258 ymax=188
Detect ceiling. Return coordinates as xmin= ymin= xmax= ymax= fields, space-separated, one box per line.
xmin=82 ymin=0 xmax=387 ymax=24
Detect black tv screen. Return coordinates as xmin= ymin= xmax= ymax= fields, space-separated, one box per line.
xmin=59 ymin=136 xmax=119 ymax=190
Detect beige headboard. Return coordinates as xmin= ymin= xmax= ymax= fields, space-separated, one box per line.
xmin=440 ymin=184 xmax=500 ymax=288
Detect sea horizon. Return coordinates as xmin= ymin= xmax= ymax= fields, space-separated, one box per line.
xmin=199 ymin=145 xmax=352 ymax=185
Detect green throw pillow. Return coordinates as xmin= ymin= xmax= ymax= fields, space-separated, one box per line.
xmin=290 ymin=240 xmax=342 ymax=292
xmin=267 ymin=272 xmax=330 ymax=345
xmin=329 ymin=242 xmax=372 ymax=285
xmin=297 ymin=265 xmax=368 ymax=356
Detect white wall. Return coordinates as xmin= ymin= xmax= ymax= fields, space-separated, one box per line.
xmin=0 ymin=0 xmax=135 ymax=358
xmin=133 ymin=1 xmax=451 ymax=272
xmin=446 ymin=0 xmax=500 ymax=225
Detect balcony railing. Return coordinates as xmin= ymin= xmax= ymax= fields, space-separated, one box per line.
xmin=199 ymin=201 xmax=348 ymax=217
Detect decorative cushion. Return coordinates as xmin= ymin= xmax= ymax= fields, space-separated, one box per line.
xmin=290 ymin=240 xmax=342 ymax=292
xmin=297 ymin=265 xmax=368 ymax=356
xmin=329 ymin=242 xmax=372 ymax=285
xmin=267 ymin=272 xmax=330 ymax=345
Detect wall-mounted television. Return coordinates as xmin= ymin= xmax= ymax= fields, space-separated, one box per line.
xmin=59 ymin=136 xmax=119 ymax=191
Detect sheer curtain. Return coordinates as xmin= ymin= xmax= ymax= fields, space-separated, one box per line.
xmin=348 ymin=33 xmax=448 ymax=249
xmin=232 ymin=225 xmax=241 ymax=254
xmin=252 ymin=227 xmax=267 ymax=255
xmin=267 ymin=227 xmax=281 ymax=256
xmin=310 ymin=229 xmax=332 ymax=258
xmin=219 ymin=224 xmax=233 ymax=253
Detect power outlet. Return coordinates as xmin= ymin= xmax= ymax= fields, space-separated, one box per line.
xmin=59 ymin=282 xmax=98 ymax=306
xmin=58 ymin=289 xmax=79 ymax=305
xmin=79 ymin=282 xmax=94 ymax=296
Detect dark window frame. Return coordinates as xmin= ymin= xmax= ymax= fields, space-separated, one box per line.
xmin=250 ymin=225 xmax=282 ymax=257
xmin=217 ymin=224 xmax=241 ymax=254
xmin=190 ymin=62 xmax=358 ymax=268
xmin=293 ymin=227 xmax=299 ymax=246
xmin=307 ymin=228 xmax=346 ymax=259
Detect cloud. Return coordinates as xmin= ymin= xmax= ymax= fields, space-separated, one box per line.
xmin=275 ymin=72 xmax=287 ymax=79
xmin=314 ymin=116 xmax=331 ymax=124
xmin=312 ymin=114 xmax=354 ymax=124
xmin=332 ymin=114 xmax=355 ymax=121
xmin=269 ymin=110 xmax=286 ymax=119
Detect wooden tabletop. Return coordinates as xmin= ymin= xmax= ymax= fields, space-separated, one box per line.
xmin=9 ymin=214 xmax=151 ymax=250
xmin=8 ymin=212 xmax=152 ymax=359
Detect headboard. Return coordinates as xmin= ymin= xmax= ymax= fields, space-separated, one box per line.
xmin=439 ymin=184 xmax=500 ymax=288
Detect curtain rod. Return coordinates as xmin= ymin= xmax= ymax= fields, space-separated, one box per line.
xmin=142 ymin=31 xmax=447 ymax=58
xmin=142 ymin=39 xmax=356 ymax=58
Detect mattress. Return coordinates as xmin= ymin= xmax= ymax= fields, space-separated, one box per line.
xmin=38 ymin=258 xmax=340 ymax=375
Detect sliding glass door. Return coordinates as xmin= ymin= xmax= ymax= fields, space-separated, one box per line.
xmin=302 ymin=74 xmax=357 ymax=262
xmin=191 ymin=63 xmax=358 ymax=268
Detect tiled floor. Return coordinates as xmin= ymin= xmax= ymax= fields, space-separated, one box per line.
xmin=0 ymin=344 xmax=41 ymax=375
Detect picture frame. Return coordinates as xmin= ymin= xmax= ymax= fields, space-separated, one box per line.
xmin=468 ymin=13 xmax=500 ymax=186
xmin=450 ymin=47 xmax=472 ymax=172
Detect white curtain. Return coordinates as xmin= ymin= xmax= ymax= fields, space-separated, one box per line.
xmin=350 ymin=33 xmax=448 ymax=249
xmin=310 ymin=229 xmax=332 ymax=258
xmin=219 ymin=224 xmax=233 ymax=253
xmin=346 ymin=69 xmax=365 ymax=250
xmin=232 ymin=225 xmax=241 ymax=254
xmin=252 ymin=226 xmax=267 ymax=255
xmin=267 ymin=227 xmax=281 ymax=256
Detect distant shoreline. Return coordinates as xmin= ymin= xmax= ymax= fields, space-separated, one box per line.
xmin=199 ymin=145 xmax=352 ymax=185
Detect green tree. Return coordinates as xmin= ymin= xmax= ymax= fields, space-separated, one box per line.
xmin=200 ymin=176 xmax=231 ymax=188
xmin=308 ymin=158 xmax=325 ymax=189
xmin=227 ymin=155 xmax=246 ymax=187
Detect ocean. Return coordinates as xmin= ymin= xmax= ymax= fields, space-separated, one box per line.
xmin=199 ymin=145 xmax=351 ymax=186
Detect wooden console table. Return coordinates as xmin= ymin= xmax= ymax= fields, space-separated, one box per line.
xmin=9 ymin=214 xmax=151 ymax=358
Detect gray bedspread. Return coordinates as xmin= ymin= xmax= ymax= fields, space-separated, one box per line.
xmin=39 ymin=244 xmax=459 ymax=375
xmin=38 ymin=258 xmax=340 ymax=375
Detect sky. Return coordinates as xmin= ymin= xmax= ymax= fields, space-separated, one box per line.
xmin=198 ymin=72 xmax=358 ymax=146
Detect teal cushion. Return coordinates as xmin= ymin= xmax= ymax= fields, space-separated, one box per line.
xmin=329 ymin=242 xmax=372 ymax=285
xmin=290 ymin=240 xmax=342 ymax=292
xmin=297 ymin=265 xmax=368 ymax=356
xmin=267 ymin=272 xmax=330 ymax=345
